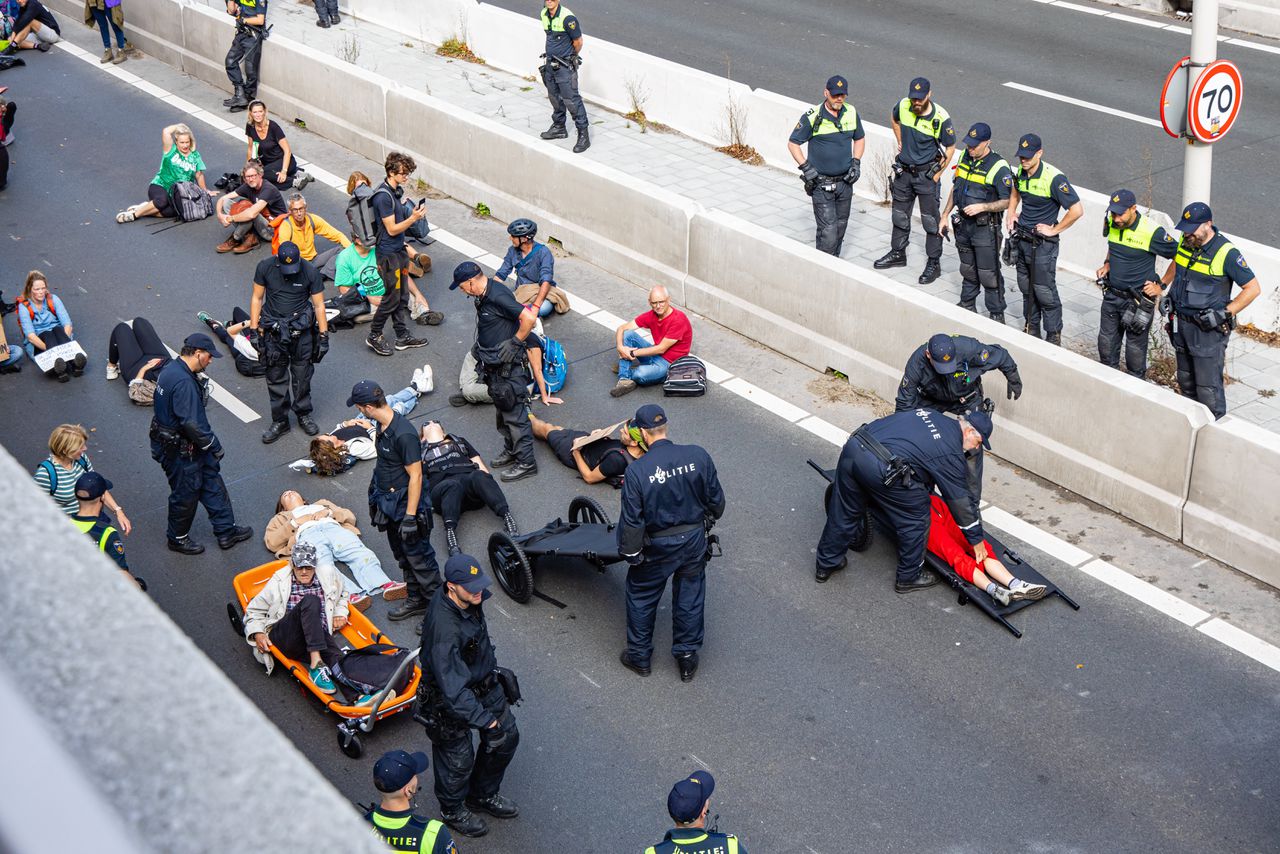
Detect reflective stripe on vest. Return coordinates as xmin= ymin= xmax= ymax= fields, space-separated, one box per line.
xmin=644 ymin=834 xmax=739 ymax=854
xmin=806 ymin=102 xmax=860 ymax=137
xmin=368 ymin=809 xmax=443 ymax=853
xmin=954 ymin=153 xmax=1009 ymax=187
xmin=71 ymin=517 xmax=116 ymax=552
xmin=1175 ymin=236 xmax=1233 ymax=278
xmin=896 ymin=98 xmax=950 ymax=140
xmin=1106 ymin=214 xmax=1160 ymax=254
xmin=541 ymin=5 xmax=575 ymax=32
xmin=1172 ymin=232 xmax=1236 ymax=312
xmin=1015 ymin=162 xmax=1062 ymax=198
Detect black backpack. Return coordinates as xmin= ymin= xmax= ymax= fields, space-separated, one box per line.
xmin=337 ymin=643 xmax=415 ymax=696
xmin=663 ymin=355 xmax=707 ymax=397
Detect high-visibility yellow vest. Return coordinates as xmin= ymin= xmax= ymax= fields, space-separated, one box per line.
xmin=805 ymin=102 xmax=860 ymax=137
xmin=1106 ymin=213 xmax=1161 ymax=254
xmin=1015 ymin=162 xmax=1063 ymax=198
xmin=896 ymin=98 xmax=950 ymax=139
xmin=541 ymin=4 xmax=576 ymax=32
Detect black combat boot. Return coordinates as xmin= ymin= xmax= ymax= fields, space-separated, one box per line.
xmin=874 ymin=249 xmax=907 ymax=269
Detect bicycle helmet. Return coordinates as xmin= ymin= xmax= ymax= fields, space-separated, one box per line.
xmin=507 ymin=218 xmax=538 ymax=239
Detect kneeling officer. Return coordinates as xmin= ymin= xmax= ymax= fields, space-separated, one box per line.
xmin=815 ymin=408 xmax=992 ymax=592
xmin=896 ymin=332 xmax=1021 ymax=415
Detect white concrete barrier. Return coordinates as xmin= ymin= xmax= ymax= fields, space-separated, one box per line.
xmin=1183 ymin=417 xmax=1280 ymax=588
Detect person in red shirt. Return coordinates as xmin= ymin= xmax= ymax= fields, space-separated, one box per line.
xmin=928 ymin=496 xmax=1046 ymax=605
xmin=611 ymin=285 xmax=692 ymax=397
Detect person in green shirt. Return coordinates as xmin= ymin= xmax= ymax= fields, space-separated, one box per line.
xmin=115 ymin=123 xmax=216 ymax=222
xmin=333 ymin=234 xmax=385 ymax=300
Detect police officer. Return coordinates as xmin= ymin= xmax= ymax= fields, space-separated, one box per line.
xmin=251 ymin=240 xmax=328 ymax=444
xmin=537 ymin=0 xmax=589 ymax=154
xmin=1156 ymin=202 xmax=1261 ymax=419
xmin=150 ymin=333 xmax=252 ymax=555
xmin=222 ymin=0 xmax=267 ymax=112
xmin=895 ymin=332 xmax=1022 ymax=414
xmin=875 ymin=77 xmax=956 ymax=284
xmin=1095 ymin=189 xmax=1179 ymax=379
xmin=646 ymin=771 xmax=746 ymax=854
xmin=617 ymin=404 xmax=725 ymax=683
xmin=1004 ymin=133 xmax=1083 ymax=345
xmin=72 ymin=472 xmax=145 ymax=590
xmin=451 ymin=261 xmax=538 ymax=482
xmin=941 ymin=122 xmax=1013 ymax=322
xmin=417 ymin=553 xmax=520 ymax=839
xmin=815 ymin=408 xmax=992 ymax=592
xmin=787 ymin=75 xmax=866 ymax=256
xmin=366 ymin=750 xmax=458 ymax=853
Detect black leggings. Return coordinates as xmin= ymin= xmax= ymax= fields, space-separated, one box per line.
xmin=429 ymin=471 xmax=510 ymax=529
xmin=109 ymin=317 xmax=166 ymax=380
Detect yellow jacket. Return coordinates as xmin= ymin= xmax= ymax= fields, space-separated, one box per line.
xmin=273 ymin=213 xmax=350 ymax=260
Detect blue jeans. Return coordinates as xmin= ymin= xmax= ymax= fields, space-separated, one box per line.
xmin=383 ymin=386 xmax=419 ymax=416
xmin=90 ymin=6 xmax=127 ymax=49
xmin=1 ymin=345 xmax=24 ymax=369
xmin=297 ymin=519 xmax=392 ymax=596
xmin=618 ymin=329 xmax=670 ymax=386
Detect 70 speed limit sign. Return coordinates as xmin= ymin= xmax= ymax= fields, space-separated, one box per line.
xmin=1187 ymin=59 xmax=1243 ymax=143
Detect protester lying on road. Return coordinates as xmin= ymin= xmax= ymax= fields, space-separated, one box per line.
xmin=33 ymin=422 xmax=131 ymax=533
xmin=928 ymin=496 xmax=1047 ymax=605
xmin=610 ymin=285 xmax=693 ymax=397
xmin=296 ymin=365 xmax=433 ymax=475
xmin=106 ymin=316 xmax=170 ymax=404
xmin=198 ymin=308 xmax=265 ymax=377
xmin=116 ymin=123 xmax=216 ymax=222
xmin=16 ymin=270 xmax=85 ymax=381
xmin=528 ymin=411 xmax=644 ymax=487
xmin=419 ymin=419 xmax=518 ymax=556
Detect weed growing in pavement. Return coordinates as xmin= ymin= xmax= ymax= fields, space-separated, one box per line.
xmin=866 ymin=147 xmax=895 ymax=205
xmin=339 ymin=34 xmax=361 ymax=64
xmin=437 ymin=39 xmax=485 ymax=64
xmin=624 ymin=75 xmax=651 ymax=132
xmin=714 ymin=56 xmax=763 ymax=165
xmin=474 ymin=202 xmax=491 ymax=218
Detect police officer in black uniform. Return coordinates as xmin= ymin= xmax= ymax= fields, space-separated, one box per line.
xmin=941 ymin=122 xmax=1013 ymax=322
xmin=875 ymin=77 xmax=956 ymax=284
xmin=416 ymin=553 xmax=520 ymax=839
xmin=895 ymin=332 xmax=1022 ymax=415
xmin=223 ymin=0 xmax=267 ymax=112
xmin=366 ymin=750 xmax=458 ymax=854
xmin=617 ymin=404 xmax=725 ymax=683
xmin=1157 ymin=202 xmax=1261 ymax=419
xmin=251 ymin=240 xmax=329 ymax=444
xmin=787 ymin=75 xmax=866 ymax=256
xmin=451 ymin=261 xmax=538 ymax=482
xmin=1095 ymin=188 xmax=1179 ymax=379
xmin=645 ymin=771 xmax=746 ymax=854
xmin=815 ymin=408 xmax=992 ymax=592
xmin=538 ymin=0 xmax=590 ymax=153
xmin=150 ymin=333 xmax=252 ymax=555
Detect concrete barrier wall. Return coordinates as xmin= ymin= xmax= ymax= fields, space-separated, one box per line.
xmin=1183 ymin=418 xmax=1280 ymax=588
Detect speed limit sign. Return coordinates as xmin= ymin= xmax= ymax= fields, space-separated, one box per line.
xmin=1187 ymin=59 xmax=1243 ymax=143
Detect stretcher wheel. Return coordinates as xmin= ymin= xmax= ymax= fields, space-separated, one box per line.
xmin=568 ymin=495 xmax=611 ymax=526
xmin=337 ymin=726 xmax=363 ymax=758
xmin=226 ymin=602 xmax=244 ymax=636
xmin=488 ymin=531 xmax=534 ymax=604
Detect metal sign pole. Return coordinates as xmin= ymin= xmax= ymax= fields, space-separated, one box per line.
xmin=1182 ymin=0 xmax=1220 ymax=205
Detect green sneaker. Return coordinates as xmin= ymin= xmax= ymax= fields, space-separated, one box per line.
xmin=356 ymin=693 xmax=383 ymax=707
xmin=309 ymin=664 xmax=336 ymax=694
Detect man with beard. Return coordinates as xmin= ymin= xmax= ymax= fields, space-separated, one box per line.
xmin=787 ymin=75 xmax=866 ymax=257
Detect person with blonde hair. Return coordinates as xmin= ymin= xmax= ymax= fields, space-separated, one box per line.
xmin=33 ymin=423 xmax=131 ymax=533
xmin=116 ymin=123 xmax=216 ymax=222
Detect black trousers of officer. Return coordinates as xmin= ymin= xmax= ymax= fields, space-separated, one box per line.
xmin=1098 ymin=291 xmax=1152 ymax=378
xmin=425 ymin=684 xmax=519 ymax=813
xmin=371 ymin=485 xmax=441 ymax=605
xmin=487 ymin=373 xmax=535 ymax=466
xmin=1169 ymin=318 xmax=1228 ymax=419
xmin=543 ymin=60 xmax=588 ymax=130
xmin=430 ymin=471 xmax=510 ymax=530
xmin=816 ymin=440 xmax=931 ymax=583
xmin=263 ymin=328 xmax=314 ymax=424
xmin=812 ymin=180 xmax=853 ymax=256
xmin=161 ymin=450 xmax=237 ymax=542
xmin=956 ymin=216 xmax=1006 ymax=317
xmin=1014 ymin=236 xmax=1062 ymax=336
xmin=890 ymin=168 xmax=943 ymax=260
xmin=225 ymin=27 xmax=264 ymax=96
xmin=626 ymin=530 xmax=708 ymax=665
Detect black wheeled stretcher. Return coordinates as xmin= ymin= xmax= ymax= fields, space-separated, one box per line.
xmin=487 ymin=496 xmax=622 ymax=605
xmin=808 ymin=460 xmax=1079 ymax=638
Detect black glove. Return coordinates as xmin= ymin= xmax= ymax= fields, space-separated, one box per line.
xmin=497 ymin=336 xmax=527 ymax=364
xmin=312 ymin=332 xmax=330 ymax=364
xmin=211 ymin=442 xmax=226 ymax=461
xmin=1197 ymin=308 xmax=1230 ymax=332
xmin=799 ymin=161 xmax=819 ymax=196
xmin=843 ymin=158 xmax=861 ymax=185
xmin=1006 ymin=371 xmax=1023 ymax=401
xmin=483 ymin=720 xmax=514 ymax=754
xmin=399 ymin=514 xmax=421 ymax=542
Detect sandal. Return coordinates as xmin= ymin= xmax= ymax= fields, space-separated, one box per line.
xmin=115 ymin=208 xmax=137 ymax=224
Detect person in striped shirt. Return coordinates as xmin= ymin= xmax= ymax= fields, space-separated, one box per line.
xmin=32 ymin=423 xmax=131 ymax=534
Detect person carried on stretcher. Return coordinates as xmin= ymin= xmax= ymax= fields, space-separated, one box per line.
xmin=928 ymin=496 xmax=1047 ymax=605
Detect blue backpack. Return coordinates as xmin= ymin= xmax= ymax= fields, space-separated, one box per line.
xmin=542 ymin=336 xmax=567 ymax=393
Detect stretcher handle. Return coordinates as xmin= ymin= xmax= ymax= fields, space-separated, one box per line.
xmin=358 ymin=645 xmax=424 ymax=733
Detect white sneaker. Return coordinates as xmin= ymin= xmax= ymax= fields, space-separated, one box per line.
xmin=416 ymin=363 xmax=434 ymax=394
xmin=990 ymin=586 xmax=1012 ymax=606
xmin=105 ymin=363 xmax=120 ymax=381
xmin=1010 ymin=581 xmax=1049 ymax=602
xmin=411 ymin=367 xmax=426 ymax=394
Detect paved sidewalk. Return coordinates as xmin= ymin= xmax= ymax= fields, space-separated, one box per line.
xmin=211 ymin=0 xmax=1280 ymax=432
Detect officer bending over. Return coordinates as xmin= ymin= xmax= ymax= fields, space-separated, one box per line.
xmin=646 ymin=771 xmax=746 ymax=854
xmin=788 ymin=75 xmax=865 ymax=257
xmin=1156 ymin=202 xmax=1260 ymax=419
xmin=941 ymin=122 xmax=1013 ymax=323
xmin=896 ymin=332 xmax=1021 ymax=415
xmin=366 ymin=750 xmax=458 ymax=854
xmin=417 ymin=553 xmax=521 ymax=839
xmin=150 ymin=333 xmax=252 ymax=555
xmin=538 ymin=0 xmax=590 ymax=153
xmin=815 ymin=408 xmax=992 ymax=594
xmin=617 ymin=405 xmax=725 ymax=683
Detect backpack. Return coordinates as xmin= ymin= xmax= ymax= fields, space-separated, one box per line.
xmin=663 ymin=355 xmax=707 ymax=397
xmin=541 ymin=336 xmax=567 ymax=393
xmin=346 ymin=184 xmax=393 ymax=246
xmin=172 ymin=181 xmax=215 ymax=222
xmin=270 ymin=213 xmax=313 ymax=255
xmin=37 ymin=454 xmax=89 ymax=497
xmin=337 ymin=643 xmax=415 ymax=697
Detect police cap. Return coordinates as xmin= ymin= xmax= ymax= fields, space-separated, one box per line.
xmin=908 ymin=77 xmax=931 ymax=99
xmin=183 ymin=333 xmax=223 ymax=357
xmin=1108 ymin=189 xmax=1137 ymax=215
xmin=277 ymin=241 xmax=302 ymax=275
xmin=1017 ymin=133 xmax=1042 ymax=158
xmin=825 ymin=75 xmax=848 ymax=96
xmin=668 ymin=770 xmax=716 ymax=823
xmin=1177 ymin=201 xmax=1212 ymax=233
xmin=450 ymin=260 xmax=484 ymax=291
xmin=966 ymin=410 xmax=994 ymax=450
xmin=444 ymin=552 xmax=492 ymax=594
xmin=373 ymin=750 xmax=429 ymax=793
xmin=926 ymin=333 xmax=959 ymax=374
xmin=964 ymin=123 xmax=992 ymax=148
xmin=631 ymin=403 xmax=668 ymax=430
xmin=74 ymin=472 xmax=113 ymax=501
xmin=346 ymin=379 xmax=383 ymax=407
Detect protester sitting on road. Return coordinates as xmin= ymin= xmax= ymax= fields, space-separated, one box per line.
xmin=215 ymin=158 xmax=286 ymax=255
xmin=17 ymin=270 xmax=85 ymax=381
xmin=529 ymin=412 xmax=644 ymax=486
xmin=333 ymin=233 xmax=380 ymax=298
xmin=266 ymin=490 xmax=407 ymax=610
xmin=116 ymin=123 xmax=216 ymax=223
xmin=493 ymin=218 xmax=569 ymax=319
xmin=33 ymin=423 xmax=131 ymax=533
xmin=72 ymin=472 xmax=143 ymax=589
xmin=301 ymin=365 xmax=434 ymax=475
xmin=7 ymin=0 xmax=59 ymax=52
xmin=242 ymin=541 xmax=352 ymax=696
xmin=927 ymin=496 xmax=1046 ymax=605
xmin=197 ymin=308 xmax=265 ymax=377
xmin=244 ymin=100 xmax=312 ymax=191
xmin=274 ymin=192 xmax=348 ymax=275
xmin=367 ymin=750 xmax=458 ymax=854
xmin=85 ymin=0 xmax=137 ymax=64
xmin=106 ymin=317 xmax=169 ymax=404
xmin=611 ymin=285 xmax=693 ymax=397
xmin=419 ymin=420 xmax=518 ymax=556
xmin=450 ymin=331 xmax=560 ymax=408
xmin=0 ymin=315 xmax=25 ymax=374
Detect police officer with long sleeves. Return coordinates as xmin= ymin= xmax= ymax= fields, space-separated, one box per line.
xmin=617 ymin=405 xmax=725 ymax=683
xmin=875 ymin=77 xmax=956 ymax=284
xmin=1157 ymin=202 xmax=1261 ymax=419
xmin=895 ymin=333 xmax=1022 ymax=415
xmin=417 ymin=553 xmax=520 ymax=840
xmin=787 ymin=75 xmax=865 ymax=256
xmin=538 ymin=0 xmax=590 ymax=154
xmin=222 ymin=0 xmax=267 ymax=112
xmin=815 ymin=408 xmax=993 ymax=592
xmin=1095 ymin=189 xmax=1179 ymax=379
xmin=941 ymin=123 xmax=1013 ymax=323
xmin=150 ymin=333 xmax=252 ymax=555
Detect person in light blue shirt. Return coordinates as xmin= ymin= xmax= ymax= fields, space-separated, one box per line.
xmin=16 ymin=270 xmax=85 ymax=380
xmin=492 ymin=218 xmax=557 ymax=318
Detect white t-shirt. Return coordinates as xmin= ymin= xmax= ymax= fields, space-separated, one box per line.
xmin=291 ymin=503 xmax=332 ymax=535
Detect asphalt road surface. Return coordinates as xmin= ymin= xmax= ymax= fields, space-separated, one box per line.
xmin=488 ymin=0 xmax=1280 ymax=247
xmin=2 ymin=49 xmax=1278 ymax=853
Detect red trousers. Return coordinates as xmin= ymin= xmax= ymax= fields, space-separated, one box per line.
xmin=927 ymin=496 xmax=994 ymax=585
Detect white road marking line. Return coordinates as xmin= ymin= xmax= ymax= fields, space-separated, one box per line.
xmin=556 ymin=288 xmax=601 ymax=317
xmin=701 ymin=359 xmax=733 ymax=385
xmin=161 ymin=344 xmax=261 ymax=424
xmin=189 ymin=109 xmax=237 ymax=132
xmin=796 ymin=415 xmax=848 ymax=447
xmin=428 ymin=228 xmax=486 ymax=258
xmin=1105 ymin=11 xmax=1167 ymax=28
xmin=1003 ymin=82 xmax=1162 ymax=128
xmin=1197 ymin=619 xmax=1280 ymax=674
xmin=1052 ymin=1 xmax=1109 ymax=14
xmin=476 ymin=253 xmax=505 ymax=270
xmin=54 ymin=41 xmax=91 ymax=58
xmin=980 ymin=506 xmax=1093 ymax=567
xmin=1228 ymin=37 xmax=1280 ymax=54
xmin=1164 ymin=24 xmax=1193 ymax=34
xmin=135 ymin=79 xmax=174 ymax=99
xmin=299 ymin=163 xmax=344 ymax=188
xmin=587 ymin=309 xmax=627 ymax=330
xmin=1039 ymin=0 xmax=1279 ymax=52
xmin=222 ymin=125 xmax=246 ymax=140
xmin=101 ymin=66 xmax=141 ymax=84
xmin=687 ymin=753 xmax=711 ymax=771
xmin=161 ymin=94 xmax=201 ymax=113
xmin=722 ymin=378 xmax=809 ymax=423
xmin=577 ymin=670 xmax=601 ymax=688
xmin=1076 ymin=559 xmax=1211 ymax=627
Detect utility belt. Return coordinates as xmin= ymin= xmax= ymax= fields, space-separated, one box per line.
xmin=1010 ymin=222 xmax=1058 ymax=247
xmin=854 ymin=426 xmax=919 ymax=489
xmin=648 ymin=522 xmax=702 ymax=540
xmin=235 ymin=20 xmax=270 ymax=38
xmin=1172 ymin=308 xmax=1236 ymax=334
xmin=894 ymin=157 xmax=944 ymax=181
xmin=415 ymin=667 xmax=521 ymax=729
xmin=260 ymin=306 xmax=315 ymax=341
xmin=539 ymin=52 xmax=582 ymax=73
xmin=149 ymin=420 xmax=195 ymax=459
